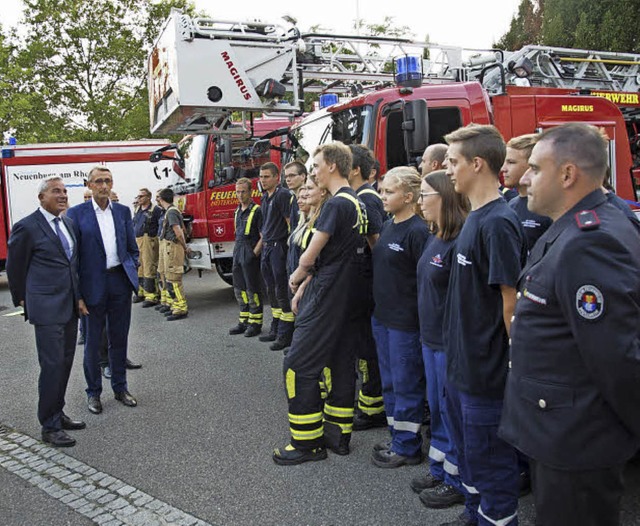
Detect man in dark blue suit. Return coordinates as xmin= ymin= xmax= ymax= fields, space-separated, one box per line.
xmin=7 ymin=176 xmax=87 ymax=447
xmin=67 ymin=166 xmax=139 ymax=414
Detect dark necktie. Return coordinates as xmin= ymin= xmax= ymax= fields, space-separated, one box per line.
xmin=53 ymin=217 xmax=72 ymax=260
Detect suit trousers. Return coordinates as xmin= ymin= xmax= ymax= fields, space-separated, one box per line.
xmin=34 ymin=317 xmax=78 ymax=432
xmin=530 ymin=460 xmax=624 ymax=526
xmin=84 ymin=268 xmax=132 ymax=397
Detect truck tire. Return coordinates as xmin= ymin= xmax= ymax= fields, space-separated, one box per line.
xmin=214 ymin=258 xmax=234 ymax=286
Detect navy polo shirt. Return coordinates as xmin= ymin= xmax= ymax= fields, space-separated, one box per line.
xmin=444 ymin=198 xmax=526 ymax=397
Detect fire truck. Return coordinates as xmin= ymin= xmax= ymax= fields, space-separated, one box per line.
xmin=0 ymin=140 xmax=174 ymax=271
xmin=148 ymin=10 xmax=640 ymax=282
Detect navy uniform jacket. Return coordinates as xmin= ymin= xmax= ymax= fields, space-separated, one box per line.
xmin=499 ymin=190 xmax=640 ymax=470
xmin=6 ymin=210 xmax=80 ymax=325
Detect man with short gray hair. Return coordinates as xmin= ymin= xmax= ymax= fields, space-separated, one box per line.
xmin=7 ymin=176 xmax=87 ymax=447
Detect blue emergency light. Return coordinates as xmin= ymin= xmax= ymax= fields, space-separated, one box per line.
xmin=319 ymin=93 xmax=339 ymax=108
xmin=394 ymin=56 xmax=423 ymax=88
xmin=2 ymin=137 xmax=16 ymax=158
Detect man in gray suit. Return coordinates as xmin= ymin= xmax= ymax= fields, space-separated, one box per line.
xmin=7 ymin=176 xmax=88 ymax=447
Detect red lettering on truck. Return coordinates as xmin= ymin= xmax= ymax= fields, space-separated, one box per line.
xmin=221 ymin=51 xmax=252 ymax=101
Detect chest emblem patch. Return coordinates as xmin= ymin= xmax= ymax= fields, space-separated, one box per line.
xmin=576 ymin=285 xmax=604 ymax=320
xmin=430 ymin=253 xmax=444 ymax=268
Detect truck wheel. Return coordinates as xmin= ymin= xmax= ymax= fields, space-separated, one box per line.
xmin=214 ymin=259 xmax=234 ymax=286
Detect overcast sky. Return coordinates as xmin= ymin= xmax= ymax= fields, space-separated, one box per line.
xmin=2 ymin=0 xmax=523 ymax=48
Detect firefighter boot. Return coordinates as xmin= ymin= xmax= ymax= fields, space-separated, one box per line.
xmin=272 ymin=444 xmax=327 ymax=466
xmin=352 ymin=410 xmax=387 ymax=431
xmin=229 ymin=323 xmax=248 ymax=335
xmin=259 ymin=318 xmax=279 ymax=342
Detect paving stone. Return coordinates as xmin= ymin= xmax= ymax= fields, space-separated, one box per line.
xmin=98 ymin=475 xmax=117 ymax=487
xmin=97 ymin=493 xmax=118 ymax=505
xmin=115 ymin=505 xmax=138 ymax=517
xmin=77 ymin=502 xmax=97 ymax=515
xmin=145 ymin=499 xmax=164 ymax=511
xmin=103 ymin=520 xmax=124 ymax=526
xmin=108 ymin=479 xmax=125 ymax=491
xmin=60 ymin=473 xmax=83 ymax=484
xmin=116 ymin=485 xmax=136 ymax=497
xmin=60 ymin=493 xmax=81 ymax=504
xmin=133 ymin=494 xmax=154 ymax=506
xmin=129 ymin=510 xmax=162 ymax=526
xmin=69 ymin=497 xmax=89 ymax=510
xmin=94 ymin=512 xmax=117 ymax=524
xmin=86 ymin=488 xmax=109 ymax=501
xmin=107 ymin=497 xmax=130 ymax=511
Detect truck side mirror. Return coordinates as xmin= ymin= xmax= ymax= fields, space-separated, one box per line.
xmin=402 ymin=100 xmax=429 ymax=166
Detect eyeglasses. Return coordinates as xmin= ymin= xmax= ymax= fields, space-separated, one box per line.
xmin=92 ymin=178 xmax=113 ymax=186
xmin=418 ymin=191 xmax=439 ymax=200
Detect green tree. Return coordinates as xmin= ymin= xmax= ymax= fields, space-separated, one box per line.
xmin=4 ymin=0 xmax=195 ymax=144
xmin=496 ymin=0 xmax=544 ymax=50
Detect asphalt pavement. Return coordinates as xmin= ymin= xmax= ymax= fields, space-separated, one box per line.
xmin=1 ymin=271 xmax=639 ymax=525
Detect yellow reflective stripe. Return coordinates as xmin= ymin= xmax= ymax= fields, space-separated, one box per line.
xmin=337 ymin=423 xmax=353 ymax=433
xmin=253 ymin=293 xmax=261 ymax=307
xmin=324 ymin=404 xmax=355 ymax=418
xmin=245 ymin=203 xmax=259 ymax=236
xmin=301 ymin=227 xmax=315 ymax=250
xmin=358 ymin=359 xmax=369 ymax=382
xmin=322 ymin=367 xmax=332 ymax=394
xmin=358 ymin=404 xmax=385 ymax=416
xmin=336 ymin=193 xmax=365 ymax=234
xmin=272 ymin=308 xmax=282 ymax=319
xmin=290 ymin=427 xmax=324 ymax=440
xmin=280 ymin=311 xmax=295 ymax=322
xmin=357 ymin=188 xmax=382 ymax=200
xmin=286 ymin=369 xmax=296 ymax=399
xmin=358 ymin=392 xmax=384 ymax=406
xmin=241 ymin=290 xmax=249 ymax=304
xmin=288 ymin=412 xmax=323 ymax=424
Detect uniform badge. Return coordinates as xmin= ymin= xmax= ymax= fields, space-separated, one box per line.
xmin=576 ymin=285 xmax=604 ymax=320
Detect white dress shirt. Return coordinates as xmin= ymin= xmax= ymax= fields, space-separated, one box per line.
xmin=92 ymin=198 xmax=121 ymax=269
xmin=38 ymin=207 xmax=74 ymax=254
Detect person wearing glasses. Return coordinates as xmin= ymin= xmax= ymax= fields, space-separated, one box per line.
xmin=412 ymin=170 xmax=468 ymax=510
xmin=132 ymin=188 xmax=163 ymax=308
xmin=370 ymin=166 xmax=430 ymax=468
xmin=284 ymin=161 xmax=307 ymax=232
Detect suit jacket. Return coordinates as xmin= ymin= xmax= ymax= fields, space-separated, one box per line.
xmin=6 ymin=210 xmax=80 ymax=325
xmin=66 ymin=200 xmax=139 ymax=305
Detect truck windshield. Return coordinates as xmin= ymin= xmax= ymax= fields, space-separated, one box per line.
xmin=291 ymin=105 xmax=373 ymax=165
xmin=173 ymin=134 xmax=207 ymax=191
xmin=212 ymin=135 xmax=274 ymax=187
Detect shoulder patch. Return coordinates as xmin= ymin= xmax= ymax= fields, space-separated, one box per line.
xmin=575 ymin=210 xmax=600 ymax=230
xmin=576 ymin=285 xmax=604 ymax=320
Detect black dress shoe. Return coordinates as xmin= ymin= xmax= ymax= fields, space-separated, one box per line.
xmin=101 ymin=365 xmax=112 ymax=379
xmin=125 ymin=359 xmax=142 ymax=369
xmin=87 ymin=396 xmax=102 ymax=414
xmin=244 ymin=325 xmax=261 ymax=338
xmin=114 ymin=391 xmax=137 ymax=407
xmin=42 ymin=430 xmax=76 ymax=448
xmin=61 ymin=415 xmax=86 ymax=430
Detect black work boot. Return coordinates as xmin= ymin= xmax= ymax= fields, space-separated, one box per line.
xmin=229 ymin=322 xmax=248 ymax=335
xmin=259 ymin=319 xmax=278 ymax=342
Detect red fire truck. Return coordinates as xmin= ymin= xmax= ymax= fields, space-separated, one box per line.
xmin=148 ymin=11 xmax=640 ymax=283
xmin=0 ymin=140 xmax=173 ymax=271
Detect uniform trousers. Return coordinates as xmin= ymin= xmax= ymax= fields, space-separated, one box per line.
xmin=261 ymin=241 xmax=293 ymax=340
xmin=34 ymin=317 xmax=77 ymax=432
xmin=445 ymin=381 xmax=519 ymax=525
xmin=422 ymin=343 xmax=463 ymax=493
xmin=136 ymin=234 xmax=159 ymax=301
xmin=284 ymin=263 xmax=357 ymax=451
xmin=530 ymin=460 xmax=624 ymax=526
xmin=232 ymin=241 xmax=263 ymax=328
xmin=371 ymin=317 xmax=424 ymax=457
xmin=84 ymin=268 xmax=132 ymax=397
xmin=161 ymin=240 xmax=187 ymax=315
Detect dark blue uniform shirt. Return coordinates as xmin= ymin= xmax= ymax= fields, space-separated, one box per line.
xmin=444 ymin=198 xmax=526 ymax=397
xmin=509 ymin=195 xmax=552 ymax=253
xmin=261 ymin=186 xmax=291 ymax=243
xmin=234 ymin=203 xmax=262 ymax=247
xmin=372 ymin=215 xmax=430 ymax=331
xmin=417 ymin=235 xmax=456 ymax=349
xmin=133 ymin=205 xmax=162 ymax=238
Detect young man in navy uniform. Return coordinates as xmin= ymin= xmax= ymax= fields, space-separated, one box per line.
xmin=273 ymin=142 xmax=364 ymax=465
xmin=258 ymin=162 xmax=293 ymax=350
xmin=229 ymin=177 xmax=263 ymax=337
xmin=442 ymin=124 xmax=526 ymax=526
xmin=502 ymin=134 xmax=552 ymax=253
xmin=499 ymin=123 xmax=640 ymax=526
